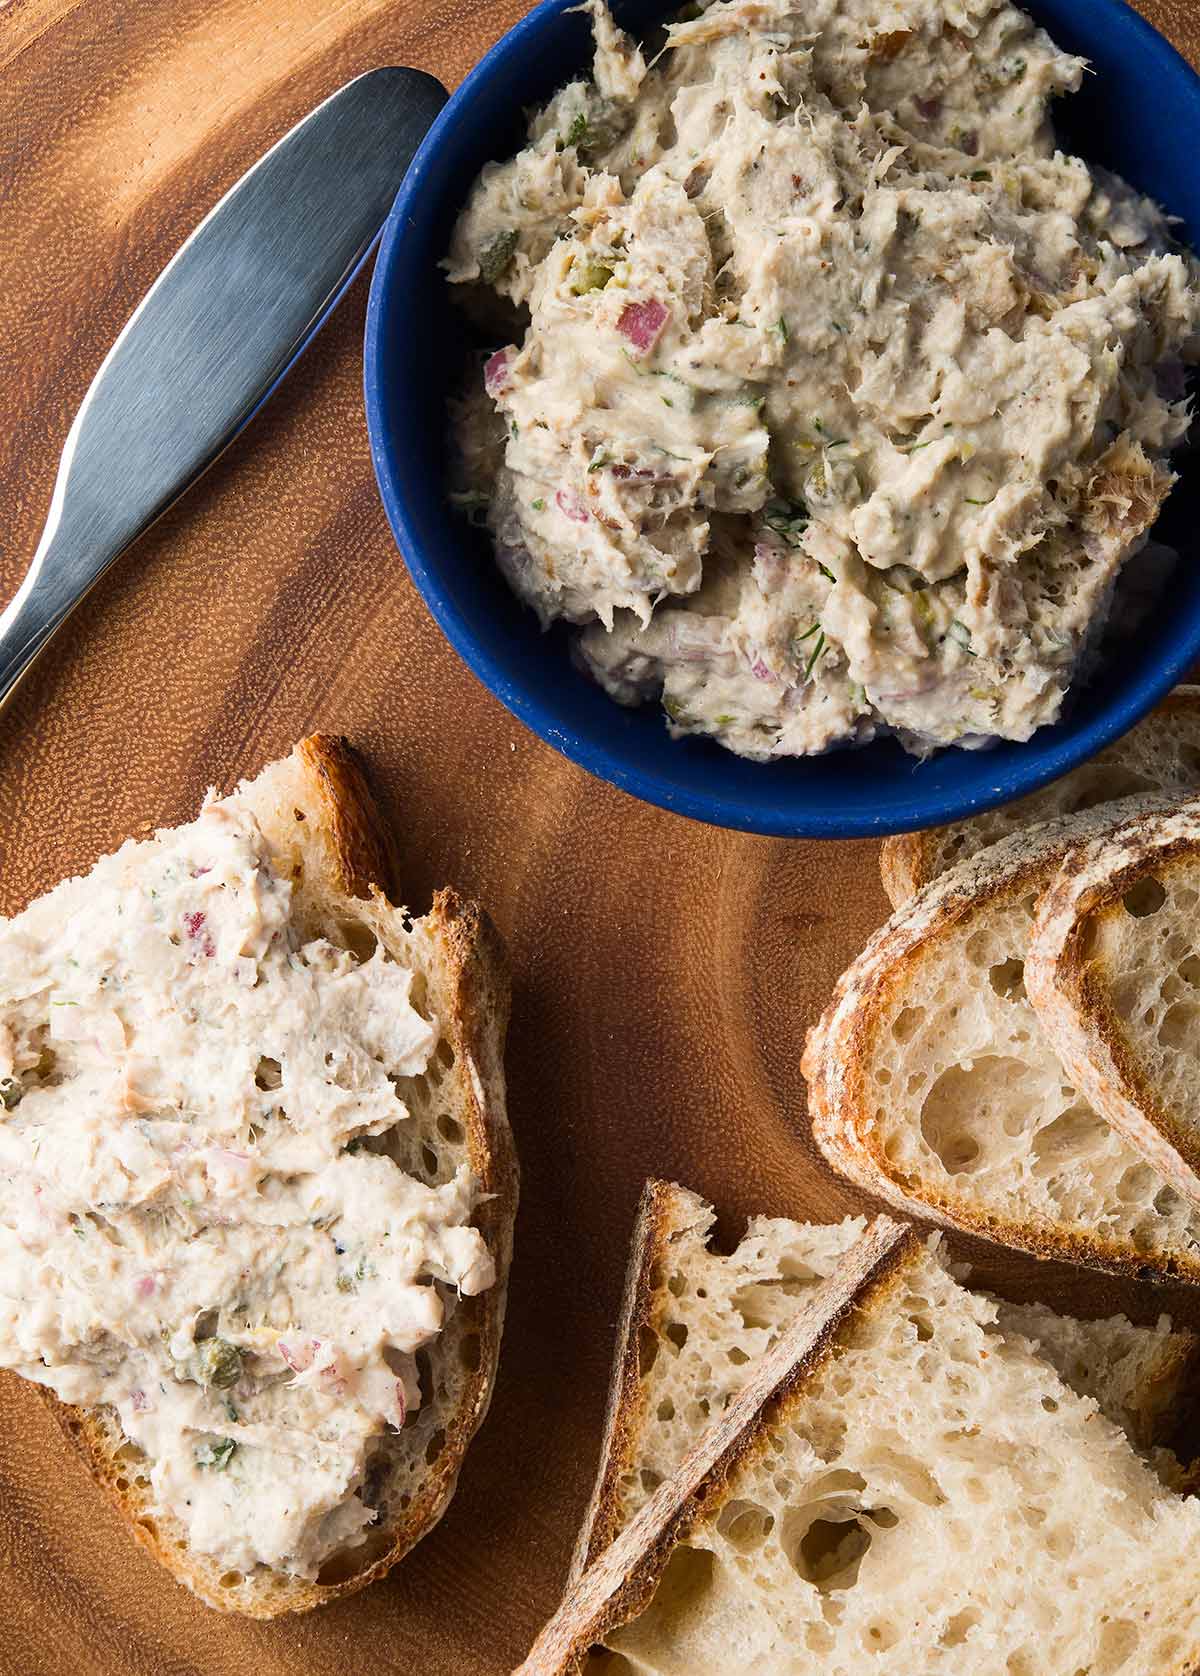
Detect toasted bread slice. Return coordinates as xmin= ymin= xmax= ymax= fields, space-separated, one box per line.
xmin=805 ymin=796 xmax=1200 ymax=1281
xmin=1028 ymin=795 xmax=1200 ymax=1210
xmin=880 ymin=686 xmax=1200 ymax=910
xmin=15 ymin=736 xmax=516 ymax=1616
xmin=522 ymin=1223 xmax=1200 ymax=1676
xmin=572 ymin=1181 xmax=1198 ymax=1580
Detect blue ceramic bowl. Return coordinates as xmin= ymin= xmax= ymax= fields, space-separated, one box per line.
xmin=364 ymin=0 xmax=1200 ymax=838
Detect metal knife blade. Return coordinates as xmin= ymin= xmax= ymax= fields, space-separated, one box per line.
xmin=0 ymin=66 xmax=447 ymax=707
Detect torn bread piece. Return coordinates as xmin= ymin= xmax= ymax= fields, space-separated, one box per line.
xmin=806 ymin=796 xmax=1200 ymax=1281
xmin=0 ymin=736 xmax=516 ymax=1616
xmin=522 ymin=1220 xmax=1200 ymax=1676
xmin=880 ymin=686 xmax=1200 ymax=909
xmin=572 ymin=1182 xmax=1198 ymax=1580
xmin=1029 ymin=795 xmax=1200 ymax=1208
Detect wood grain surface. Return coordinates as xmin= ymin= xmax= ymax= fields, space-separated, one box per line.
xmin=0 ymin=2 xmax=1197 ymax=1672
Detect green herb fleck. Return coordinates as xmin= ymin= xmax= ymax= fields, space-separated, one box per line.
xmin=763 ymin=498 xmax=808 ymax=547
xmin=531 ymin=497 xmax=546 ymax=511
xmin=195 ymin=1437 xmax=237 ymax=1472
xmin=948 ymin=619 xmax=976 ymax=656
xmin=802 ymin=629 xmax=827 ymax=683
xmin=775 ymin=317 xmax=789 ymax=343
xmin=969 ymin=169 xmax=992 ymax=182
xmin=564 ymin=110 xmax=590 ymax=149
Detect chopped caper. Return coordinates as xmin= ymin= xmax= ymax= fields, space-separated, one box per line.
xmin=570 ymin=261 xmax=614 ymax=295
xmin=478 ymin=229 xmax=519 ymax=286
xmin=197 ymin=1337 xmax=242 ymax=1390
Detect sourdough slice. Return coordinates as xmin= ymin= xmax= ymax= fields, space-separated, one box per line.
xmin=880 ymin=686 xmax=1200 ymax=909
xmin=993 ymin=1299 xmax=1197 ymax=1459
xmin=517 ymin=1219 xmax=916 ymax=1675
xmin=572 ymin=1182 xmax=1197 ymax=1579
xmin=1028 ymin=795 xmax=1200 ymax=1207
xmin=805 ymin=796 xmax=1200 ymax=1281
xmin=14 ymin=736 xmax=517 ymax=1616
xmin=522 ymin=1224 xmax=1200 ymax=1676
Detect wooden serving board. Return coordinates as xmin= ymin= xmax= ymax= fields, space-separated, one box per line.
xmin=0 ymin=2 xmax=1196 ymax=1671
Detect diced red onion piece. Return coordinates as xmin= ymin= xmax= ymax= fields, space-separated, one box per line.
xmin=617 ymin=299 xmax=670 ymax=357
xmin=555 ymin=487 xmax=590 ymax=524
xmin=134 ymin=1273 xmax=157 ymax=1299
xmin=751 ymin=657 xmax=777 ymax=683
xmin=183 ymin=911 xmax=215 ymax=958
xmin=279 ymin=1339 xmax=314 ymax=1373
xmin=484 ymin=348 xmax=514 ymax=398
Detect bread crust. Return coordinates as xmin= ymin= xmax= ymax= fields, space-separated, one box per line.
xmin=879 ymin=686 xmax=1200 ymax=909
xmin=568 ymin=1181 xmax=709 ymax=1584
xmin=1028 ymin=797 xmax=1200 ymax=1208
xmin=295 ymin=732 xmax=399 ymax=898
xmin=39 ymin=735 xmax=516 ymax=1616
xmin=515 ymin=1219 xmax=915 ymax=1676
xmin=806 ymin=794 xmax=1200 ymax=1283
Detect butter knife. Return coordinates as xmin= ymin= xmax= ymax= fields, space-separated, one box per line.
xmin=0 ymin=66 xmax=447 ymax=708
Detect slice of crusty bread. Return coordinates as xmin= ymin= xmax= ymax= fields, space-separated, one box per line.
xmin=805 ymin=795 xmax=1200 ymax=1281
xmin=35 ymin=736 xmax=517 ymax=1616
xmin=517 ymin=1218 xmax=915 ymax=1675
xmin=1028 ymin=794 xmax=1200 ymax=1210
xmin=990 ymin=1297 xmax=1198 ymax=1456
xmin=523 ymin=1222 xmax=1200 ymax=1676
xmin=880 ymin=686 xmax=1200 ymax=910
xmin=572 ymin=1182 xmax=1198 ymax=1581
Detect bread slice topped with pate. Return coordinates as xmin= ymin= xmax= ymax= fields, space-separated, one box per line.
xmin=880 ymin=686 xmax=1200 ymax=909
xmin=805 ymin=796 xmax=1200 ymax=1281
xmin=0 ymin=736 xmax=516 ymax=1615
xmin=1028 ymin=795 xmax=1200 ymax=1209
xmin=519 ymin=1214 xmax=1200 ymax=1676
xmin=571 ymin=1182 xmax=1199 ymax=1587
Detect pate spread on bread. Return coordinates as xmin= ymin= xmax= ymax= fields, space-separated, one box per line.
xmin=0 ymin=738 xmax=515 ymax=1614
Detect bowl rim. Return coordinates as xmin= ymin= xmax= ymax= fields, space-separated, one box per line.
xmin=364 ymin=0 xmax=1200 ymax=839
